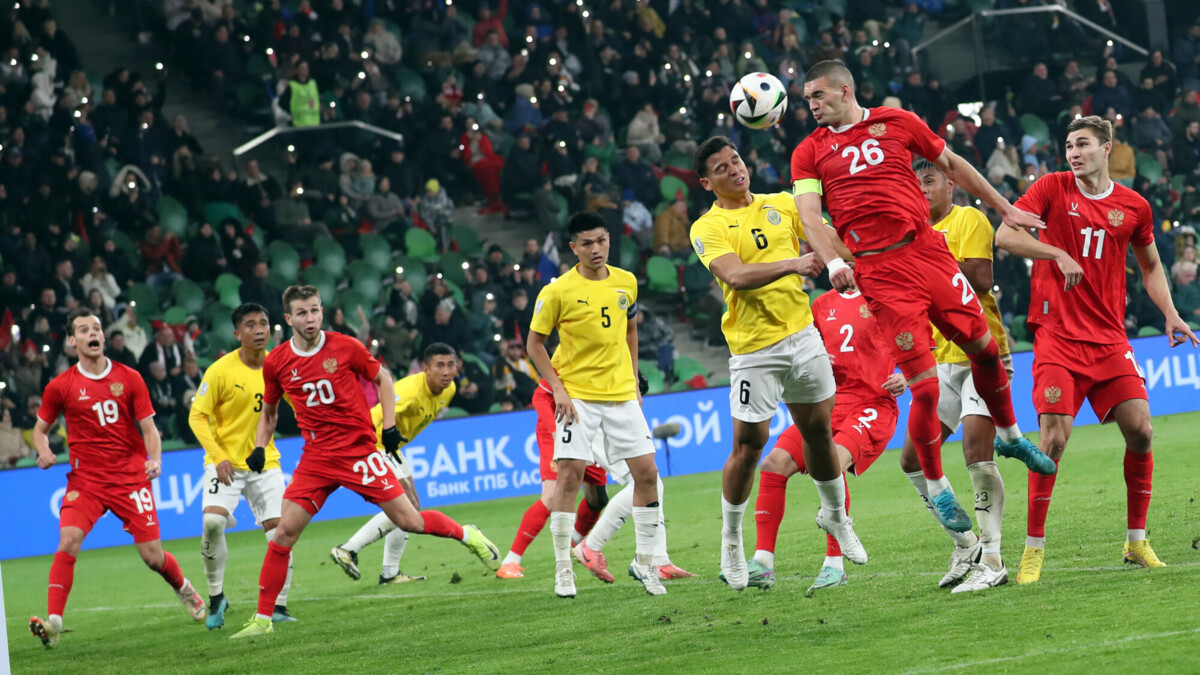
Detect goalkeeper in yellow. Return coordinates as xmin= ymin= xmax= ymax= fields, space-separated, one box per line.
xmin=329 ymin=342 xmax=462 ymax=584
xmin=189 ymin=303 xmax=295 ymax=629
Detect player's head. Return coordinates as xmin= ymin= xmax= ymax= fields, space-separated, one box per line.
xmin=421 ymin=342 xmax=457 ymax=392
xmin=281 ymin=285 xmax=323 ymax=341
xmin=232 ymin=302 xmax=270 ymax=351
xmin=1065 ymin=115 xmax=1112 ymax=180
xmin=694 ymin=136 xmax=748 ymax=199
xmin=913 ymin=157 xmax=953 ymax=216
xmin=803 ymin=60 xmax=857 ymax=127
xmin=567 ymin=211 xmax=610 ymax=272
xmin=65 ymin=307 xmax=104 ymax=359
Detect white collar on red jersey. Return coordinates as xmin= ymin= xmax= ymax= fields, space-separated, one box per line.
xmin=1075 ymin=176 xmax=1115 ymax=200
xmin=837 ymin=290 xmax=862 ymax=299
xmin=830 ymin=108 xmax=870 ymax=134
xmin=76 ymin=358 xmax=113 ymax=380
xmin=290 ymin=330 xmax=327 ymax=358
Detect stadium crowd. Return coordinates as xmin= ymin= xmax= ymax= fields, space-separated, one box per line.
xmin=2 ymin=0 xmax=1200 ymax=465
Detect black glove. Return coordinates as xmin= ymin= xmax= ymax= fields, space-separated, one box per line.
xmin=638 ymin=371 xmax=649 ymax=396
xmin=381 ymin=426 xmax=403 ymax=459
xmin=246 ymin=446 xmax=266 ymax=473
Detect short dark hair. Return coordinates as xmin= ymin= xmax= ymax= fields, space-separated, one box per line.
xmin=232 ymin=302 xmax=270 ymax=328
xmin=109 ymin=329 xmax=124 ymax=339
xmin=804 ymin=60 xmax=855 ymax=91
xmin=567 ymin=211 xmax=607 ymax=239
xmin=912 ymin=158 xmax=938 ymax=174
xmin=693 ymin=136 xmax=737 ymax=178
xmin=65 ymin=307 xmax=100 ymax=335
xmin=1066 ymin=115 xmax=1113 ymax=146
xmin=423 ymin=342 xmax=456 ymax=362
xmin=282 ymin=285 xmax=321 ymax=312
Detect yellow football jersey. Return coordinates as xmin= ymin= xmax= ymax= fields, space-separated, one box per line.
xmin=529 ymin=264 xmax=638 ymax=401
xmin=370 ymin=372 xmax=456 ymax=449
xmin=189 ymin=349 xmax=281 ymax=471
xmin=931 ymin=205 xmax=1010 ymax=365
xmin=690 ymin=191 xmax=815 ymax=355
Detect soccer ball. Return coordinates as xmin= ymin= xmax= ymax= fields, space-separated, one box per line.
xmin=729 ymin=72 xmax=788 ymax=130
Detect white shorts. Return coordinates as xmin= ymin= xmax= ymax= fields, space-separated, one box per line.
xmin=555 ymin=400 xmax=655 ymax=467
xmin=936 ymin=356 xmax=1014 ymax=433
xmin=201 ymin=464 xmax=286 ymax=526
xmin=728 ymin=324 xmax=836 ymax=423
xmin=386 ymin=449 xmax=413 ymax=480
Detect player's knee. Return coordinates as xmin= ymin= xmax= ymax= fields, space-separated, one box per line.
xmin=58 ymin=530 xmax=85 ymax=554
xmin=141 ymin=549 xmax=165 ymax=570
xmin=587 ymin=485 xmax=609 ymax=511
xmin=1041 ymin=428 xmax=1070 ymax=456
xmin=1123 ymin=420 xmax=1153 ymax=452
xmin=203 ymin=513 xmax=227 ymax=537
xmin=760 ymin=449 xmax=789 ymax=475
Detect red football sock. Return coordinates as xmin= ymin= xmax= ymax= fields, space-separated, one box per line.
xmin=966 ymin=339 xmax=1017 ymax=428
xmin=47 ymin=551 xmax=76 ymax=617
xmin=1026 ymin=459 xmax=1060 ymax=538
xmin=1124 ymin=450 xmax=1153 ymax=531
xmin=157 ymin=551 xmax=185 ymax=591
xmin=754 ymin=471 xmax=789 ymax=553
xmin=826 ymin=476 xmax=849 ymax=557
xmin=420 ymin=510 xmax=465 ymax=540
xmin=257 ymin=541 xmax=292 ymax=616
xmin=510 ymin=500 xmax=550 ymax=556
xmin=907 ymin=377 xmax=945 ymax=480
xmin=574 ymin=498 xmax=602 ymax=539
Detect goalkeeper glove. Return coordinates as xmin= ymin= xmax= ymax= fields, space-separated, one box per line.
xmin=246 ymin=446 xmax=266 ymax=473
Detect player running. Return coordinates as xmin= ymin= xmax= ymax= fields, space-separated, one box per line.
xmin=232 ymin=286 xmax=499 ymax=638
xmin=995 ymin=115 xmax=1199 ymax=584
xmin=898 ymin=160 xmax=1014 ymax=593
xmin=330 ymin=342 xmax=459 ymax=585
xmin=30 ymin=308 xmax=205 ymax=648
xmin=793 ymin=61 xmax=1055 ymax=536
xmin=526 ymin=211 xmax=665 ymax=597
xmin=189 ymin=302 xmax=296 ymax=629
xmin=690 ymin=136 xmax=866 ymax=591
xmin=748 ymin=288 xmax=903 ymax=595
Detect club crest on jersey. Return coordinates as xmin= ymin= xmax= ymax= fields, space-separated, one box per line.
xmin=766 ymin=209 xmax=782 ymax=225
xmin=78 ymin=388 xmax=90 ymax=401
xmin=1044 ymin=386 xmax=1062 ymax=404
xmin=323 ymin=358 xmax=338 ymax=373
xmin=616 ymin=291 xmax=630 ymax=310
xmin=895 ymin=331 xmax=915 ymax=351
xmin=1108 ymin=209 xmax=1125 ymax=228
xmin=65 ymin=490 xmax=79 ymax=502
xmin=109 ymin=383 xmax=124 ymax=397
xmin=859 ymin=304 xmax=872 ymax=319
xmin=869 ymin=123 xmax=887 ymax=137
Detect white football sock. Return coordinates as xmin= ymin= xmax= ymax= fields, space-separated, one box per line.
xmin=823 ymin=555 xmax=844 ymax=571
xmin=968 ymin=460 xmax=1005 ymax=565
xmin=501 ymin=551 xmax=522 ymax=566
xmin=632 ymin=506 xmax=658 ymax=567
xmin=381 ymin=529 xmax=410 ymax=578
xmin=201 ymin=513 xmax=228 ymax=597
xmin=926 ymin=474 xmax=952 ymax=499
xmin=344 ymin=512 xmax=396 ymax=553
xmin=1127 ymin=529 xmax=1146 ymax=544
xmin=652 ymin=479 xmax=669 ymax=566
xmin=1026 ymin=536 xmax=1046 ymax=549
xmin=549 ymin=512 xmax=575 ymax=572
xmin=812 ymin=476 xmax=847 ymax=523
xmin=906 ymin=470 xmax=975 ymax=547
xmin=586 ymin=484 xmax=633 ymax=551
xmin=753 ymin=550 xmax=775 ymax=568
xmin=996 ymin=424 xmax=1022 ymax=444
xmin=721 ymin=495 xmax=748 ymax=534
xmin=265 ymin=527 xmax=293 ymax=606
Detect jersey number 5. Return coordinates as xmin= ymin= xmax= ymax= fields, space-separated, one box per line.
xmin=843 ymin=139 xmax=884 ymax=175
xmin=302 ymin=379 xmax=336 ymax=407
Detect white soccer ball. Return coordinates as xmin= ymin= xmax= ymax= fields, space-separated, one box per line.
xmin=729 ymin=72 xmax=788 ymax=130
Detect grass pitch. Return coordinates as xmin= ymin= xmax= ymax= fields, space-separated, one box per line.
xmin=5 ymin=412 xmax=1199 ymax=674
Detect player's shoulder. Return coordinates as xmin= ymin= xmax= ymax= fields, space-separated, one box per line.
xmin=948 ymin=204 xmax=991 ymax=230
xmin=395 ymin=371 xmax=424 ymax=395
xmin=761 ymin=191 xmax=797 ymax=213
xmin=691 ymin=202 xmax=731 ymax=230
xmin=207 ymin=350 xmax=241 ymax=376
xmin=606 ymin=265 xmax=637 ymax=287
xmin=1110 ymin=181 xmax=1151 ymax=210
xmin=110 ymin=360 xmax=145 ymax=384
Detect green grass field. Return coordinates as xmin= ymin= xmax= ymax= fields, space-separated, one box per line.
xmin=5 ymin=412 xmax=1199 ymax=674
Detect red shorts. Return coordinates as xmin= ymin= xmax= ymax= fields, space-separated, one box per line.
xmin=533 ymin=387 xmax=608 ymax=486
xmin=283 ymin=447 xmax=406 ymax=516
xmin=855 ymin=231 xmax=991 ymax=379
xmin=59 ymin=477 xmax=161 ymax=544
xmin=1032 ymin=333 xmax=1147 ymax=423
xmin=773 ymin=399 xmax=898 ymax=476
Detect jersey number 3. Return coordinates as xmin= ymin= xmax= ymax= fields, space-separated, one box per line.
xmin=843 ymin=139 xmax=884 ymax=175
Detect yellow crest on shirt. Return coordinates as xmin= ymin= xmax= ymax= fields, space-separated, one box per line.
xmin=109 ymin=383 xmax=124 ymax=397
xmin=895 ymin=331 xmax=914 ymax=351
xmin=1044 ymin=386 xmax=1062 ymax=404
xmin=869 ymin=123 xmax=887 ymax=137
xmin=65 ymin=490 xmax=80 ymax=502
xmin=323 ymin=358 xmax=338 ymax=373
xmin=1107 ymin=209 xmax=1125 ymax=228
xmin=859 ymin=304 xmax=872 ymax=319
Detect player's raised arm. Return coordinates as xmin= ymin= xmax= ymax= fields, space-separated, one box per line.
xmin=995 ymin=226 xmax=1084 ymax=291
xmin=139 ymin=416 xmax=163 ymax=480
xmin=1132 ymin=243 xmax=1200 ymax=348
xmin=932 ymin=146 xmax=1044 ymax=231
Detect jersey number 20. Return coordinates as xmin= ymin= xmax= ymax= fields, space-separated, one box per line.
xmin=302 ymin=379 xmax=336 ymax=407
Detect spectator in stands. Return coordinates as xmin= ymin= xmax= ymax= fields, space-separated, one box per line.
xmin=477 ymin=30 xmax=511 ymax=81
xmin=0 ymin=402 xmax=32 ymax=466
xmin=627 ymin=104 xmax=664 ymax=164
xmin=809 ymin=30 xmax=843 ymax=64
xmin=47 ymin=260 xmax=84 ymax=311
xmin=140 ymin=224 xmax=183 ymax=291
xmin=530 ymin=178 xmax=561 ymax=233
xmin=0 ymin=271 xmax=29 ymax=316
xmin=654 ymin=196 xmax=690 ymax=256
xmin=364 ymin=18 xmax=402 ymax=65
xmin=279 ymin=61 xmax=320 ymax=128
xmin=1173 ymin=22 xmax=1200 ymax=91
xmin=239 ymin=159 xmax=282 ymax=229
xmin=375 ymin=314 xmax=417 ymax=370
xmin=425 ymin=299 xmax=467 ymax=355
xmin=277 ymin=181 xmax=332 ymax=244
xmin=417 ymin=179 xmax=454 ymax=244
xmin=13 ymin=233 xmax=51 ymax=290
xmin=1092 ymin=70 xmax=1135 ymax=122
xmin=220 ymin=218 xmax=259 ymax=280
xmin=613 ymin=146 xmax=658 ymax=207
xmin=1057 ymin=60 xmax=1092 ymax=109
xmin=1019 ymin=63 xmax=1062 ymax=120
xmin=329 ymin=306 xmax=370 ymax=342
xmin=1135 ymin=76 xmax=1171 ymax=117
xmin=106 ymin=306 xmax=147 ymax=359
xmin=105 ymin=329 xmax=138 ymax=369
xmin=1110 ymin=133 xmax=1137 ymax=187
xmin=1174 ymin=121 xmax=1200 ymax=177
xmin=179 ymin=355 xmax=204 ymax=397
xmin=81 ymin=255 xmax=120 ymax=308
xmin=240 ymin=261 xmax=284 ymax=324
xmin=14 ymin=341 xmax=48 ymax=401
xmin=493 ymin=338 xmax=538 ymax=406
xmin=146 ymin=360 xmax=181 ymax=433
xmin=183 ymin=222 xmax=228 ymax=284
xmin=621 ymin=189 xmax=653 ymax=251
xmin=502 ymin=288 xmax=533 ymax=341
xmin=85 ymin=289 xmax=113 ymax=327
xmin=461 ymin=120 xmax=507 ymax=214
xmin=140 ymin=322 xmax=184 ymax=380
xmin=1132 ymin=105 xmax=1173 ymax=170
xmin=451 ymin=351 xmax=494 ymax=414
xmin=367 ymin=176 xmax=408 ymax=234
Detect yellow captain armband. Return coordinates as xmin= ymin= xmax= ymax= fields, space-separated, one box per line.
xmin=793 ymin=178 xmax=823 ymax=196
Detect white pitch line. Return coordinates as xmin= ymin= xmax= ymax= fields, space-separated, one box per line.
xmin=904 ymin=626 xmax=1200 ymax=674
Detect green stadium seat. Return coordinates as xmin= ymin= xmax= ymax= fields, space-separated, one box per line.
xmin=645 ymin=256 xmax=679 ymax=295
xmin=266 ymin=240 xmax=299 ymax=260
xmin=619 ymin=235 xmax=639 ymax=271
xmin=1010 ymin=314 xmax=1028 ymax=342
xmin=351 ymin=270 xmax=383 ymax=300
xmin=442 ymin=407 xmax=469 ymax=419
xmin=462 ymin=353 xmax=489 ymax=372
xmin=440 ymin=251 xmax=470 ymax=287
xmin=552 ymin=192 xmax=569 ymax=228
xmin=659 ymin=175 xmax=688 ymax=203
xmin=15 ymin=456 xmax=37 ymax=468
xmin=218 ymin=287 xmax=242 ymax=309
xmin=265 ymin=270 xmax=292 ymax=292
xmin=215 ymin=273 xmax=242 ymax=295
xmin=175 ymin=284 xmax=207 ymax=315
xmin=713 ymin=376 xmax=731 ymax=386
xmin=642 ymin=367 xmax=665 ymax=395
xmin=126 ymin=283 xmax=161 ymax=317
xmin=335 ymin=289 xmax=372 ymax=317
xmin=204 ymin=202 xmax=243 ymax=226
xmin=170 ymin=278 xmax=202 ymax=302
xmin=451 ymin=225 xmax=482 ymax=257
xmin=302 ymin=267 xmax=338 ymax=301
xmin=1019 ymin=114 xmax=1051 ymax=146
xmin=1137 ymin=326 xmax=1163 ymax=337
xmin=163 ymin=306 xmax=190 ymax=325
xmin=673 ymin=355 xmax=708 ymax=382
xmin=204 ymin=304 xmax=234 ymax=331
xmin=405 ymin=228 xmax=439 ymax=264
xmin=669 ymin=380 xmax=693 ymax=392
xmin=1012 ymin=340 xmax=1034 ymax=352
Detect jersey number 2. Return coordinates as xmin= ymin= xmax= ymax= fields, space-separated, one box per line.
xmin=842 ymin=139 xmax=884 ymax=175
xmin=951 ymin=272 xmax=977 ymax=306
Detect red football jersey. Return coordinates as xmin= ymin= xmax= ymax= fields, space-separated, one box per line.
xmin=791 ymin=107 xmax=947 ymax=254
xmin=811 ymin=290 xmax=898 ymax=409
xmin=37 ymin=359 xmax=156 ymax=485
xmin=263 ymin=331 xmax=383 ymax=453
xmin=1014 ymin=172 xmax=1154 ymax=344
